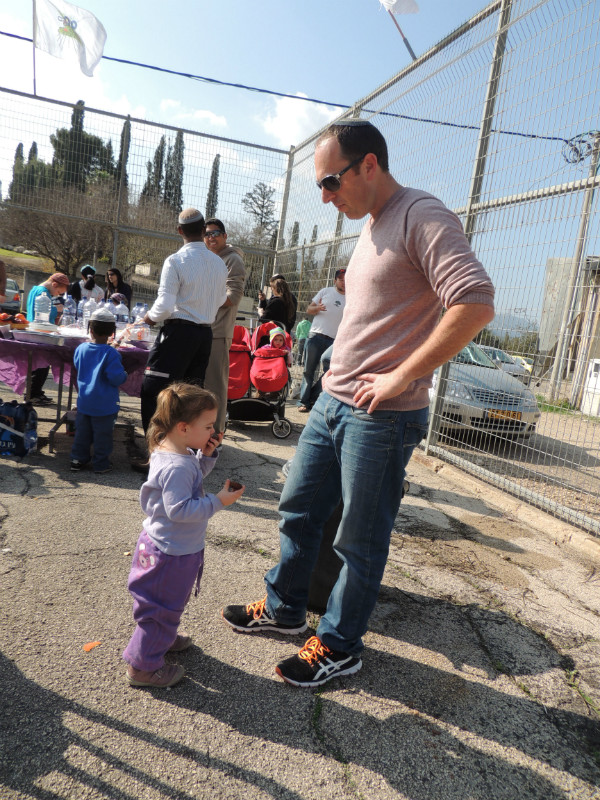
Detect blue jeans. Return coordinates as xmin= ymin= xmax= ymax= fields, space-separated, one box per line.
xmin=298 ymin=333 xmax=333 ymax=408
xmin=265 ymin=392 xmax=428 ymax=655
xmin=310 ymin=344 xmax=334 ymax=400
xmin=71 ymin=411 xmax=117 ymax=471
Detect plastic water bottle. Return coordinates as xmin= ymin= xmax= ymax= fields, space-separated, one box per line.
xmin=130 ymin=302 xmax=142 ymax=323
xmin=77 ymin=299 xmax=86 ymax=323
xmin=82 ymin=297 xmax=97 ymax=331
xmin=103 ymin=301 xmax=116 ymax=317
xmin=142 ymin=303 xmax=149 ymax=319
xmin=59 ymin=295 xmax=77 ymax=327
xmin=64 ymin=295 xmax=76 ymax=316
xmin=24 ymin=407 xmax=38 ymax=453
xmin=34 ymin=292 xmax=52 ymax=323
xmin=114 ymin=300 xmax=129 ymax=329
xmin=24 ymin=426 xmax=38 ymax=454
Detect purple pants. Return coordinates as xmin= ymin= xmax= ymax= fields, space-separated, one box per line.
xmin=122 ymin=530 xmax=205 ymax=672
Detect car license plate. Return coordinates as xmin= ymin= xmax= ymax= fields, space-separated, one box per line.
xmin=486 ymin=409 xmax=522 ymax=421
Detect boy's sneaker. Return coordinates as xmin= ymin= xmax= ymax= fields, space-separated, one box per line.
xmin=70 ymin=460 xmax=89 ymax=472
xmin=221 ymin=596 xmax=307 ymax=635
xmin=275 ymin=636 xmax=362 ymax=688
xmin=94 ymin=466 xmax=113 ymax=474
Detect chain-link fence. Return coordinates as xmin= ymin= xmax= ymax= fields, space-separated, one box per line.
xmin=0 ymin=86 xmax=287 ymax=304
xmin=273 ymin=0 xmax=600 ymax=535
xmin=1 ymin=0 xmax=600 ymax=535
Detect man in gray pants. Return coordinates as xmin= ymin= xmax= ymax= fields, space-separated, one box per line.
xmin=203 ymin=218 xmax=246 ymax=435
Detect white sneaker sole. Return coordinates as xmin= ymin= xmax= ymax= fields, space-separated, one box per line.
xmin=276 ymin=658 xmax=362 ymax=687
xmin=221 ymin=611 xmax=307 ymax=635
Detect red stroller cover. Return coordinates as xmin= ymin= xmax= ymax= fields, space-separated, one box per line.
xmin=251 ymin=346 xmax=289 ymax=392
xmin=228 ymin=325 xmax=252 ymax=399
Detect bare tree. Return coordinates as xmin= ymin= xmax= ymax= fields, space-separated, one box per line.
xmin=0 ymin=188 xmax=112 ymax=276
xmin=241 ymin=182 xmax=278 ymax=243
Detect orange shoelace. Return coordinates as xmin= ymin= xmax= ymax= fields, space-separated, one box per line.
xmin=247 ymin=596 xmax=267 ymax=619
xmin=298 ymin=636 xmax=331 ymax=665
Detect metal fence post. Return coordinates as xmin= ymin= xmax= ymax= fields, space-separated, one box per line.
xmin=427 ymin=0 xmax=512 ymax=452
xmin=549 ymin=133 xmax=600 ymax=402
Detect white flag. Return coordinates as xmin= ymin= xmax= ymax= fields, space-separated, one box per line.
xmin=33 ymin=0 xmax=107 ymax=77
xmin=379 ymin=0 xmax=419 ymax=13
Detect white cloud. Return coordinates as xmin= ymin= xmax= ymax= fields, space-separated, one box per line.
xmin=160 ymin=98 xmax=181 ymax=112
xmin=262 ymin=92 xmax=340 ymax=148
xmin=190 ymin=109 xmax=227 ymax=127
xmin=157 ymin=100 xmax=227 ymax=129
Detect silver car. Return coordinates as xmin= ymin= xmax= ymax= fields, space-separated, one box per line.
xmin=0 ymin=278 xmax=23 ymax=315
xmin=480 ymin=344 xmax=530 ymax=384
xmin=430 ymin=342 xmax=541 ymax=438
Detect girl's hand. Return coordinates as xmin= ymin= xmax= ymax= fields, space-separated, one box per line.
xmin=217 ymin=479 xmax=245 ymax=507
xmin=202 ymin=432 xmax=223 ymax=457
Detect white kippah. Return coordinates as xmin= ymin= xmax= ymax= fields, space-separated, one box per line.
xmin=178 ymin=207 xmax=204 ymax=225
xmin=90 ymin=307 xmax=116 ymax=322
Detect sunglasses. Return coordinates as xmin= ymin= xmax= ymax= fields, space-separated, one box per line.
xmin=316 ymin=154 xmax=367 ymax=192
xmin=204 ymin=230 xmax=223 ymax=239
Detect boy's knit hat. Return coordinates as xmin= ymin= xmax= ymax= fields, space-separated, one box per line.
xmin=269 ymin=327 xmax=285 ymax=343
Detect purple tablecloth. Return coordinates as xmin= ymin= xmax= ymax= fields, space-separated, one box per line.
xmin=0 ymin=338 xmax=149 ymax=397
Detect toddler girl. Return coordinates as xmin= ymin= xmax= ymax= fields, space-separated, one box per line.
xmin=123 ymin=382 xmax=245 ymax=688
xmin=267 ymin=326 xmax=292 ymax=366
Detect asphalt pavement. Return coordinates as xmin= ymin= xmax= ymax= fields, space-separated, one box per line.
xmin=0 ymin=389 xmax=599 ymax=800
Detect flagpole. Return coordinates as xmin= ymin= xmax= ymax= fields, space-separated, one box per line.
xmin=387 ymin=10 xmax=417 ymax=61
xmin=32 ymin=0 xmax=37 ymax=95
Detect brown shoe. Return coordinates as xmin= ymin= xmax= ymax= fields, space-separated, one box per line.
xmin=168 ymin=633 xmax=193 ymax=652
xmin=126 ymin=663 xmax=185 ymax=688
xmin=130 ymin=457 xmax=149 ymax=475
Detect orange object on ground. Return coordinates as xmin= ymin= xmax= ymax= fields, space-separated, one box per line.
xmin=83 ymin=641 xmax=101 ymax=652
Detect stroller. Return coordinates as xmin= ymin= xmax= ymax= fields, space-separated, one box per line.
xmin=226 ymin=321 xmax=293 ymax=438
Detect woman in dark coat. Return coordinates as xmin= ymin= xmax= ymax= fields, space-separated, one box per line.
xmin=258 ymin=277 xmax=295 ymax=332
xmin=104 ymin=268 xmax=132 ymax=308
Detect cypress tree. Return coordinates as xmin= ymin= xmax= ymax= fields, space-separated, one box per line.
xmin=205 ymin=153 xmax=220 ymax=218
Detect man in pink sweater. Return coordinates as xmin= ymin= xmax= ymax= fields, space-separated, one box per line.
xmin=222 ymin=120 xmax=495 ymax=687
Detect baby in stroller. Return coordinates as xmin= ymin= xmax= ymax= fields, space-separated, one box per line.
xmin=251 ymin=324 xmax=292 ymax=399
xmin=226 ymin=321 xmax=293 ymax=438
xmin=260 ymin=327 xmax=292 ymax=366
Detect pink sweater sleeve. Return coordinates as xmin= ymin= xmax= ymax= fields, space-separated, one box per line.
xmin=404 ymin=196 xmax=495 ymax=310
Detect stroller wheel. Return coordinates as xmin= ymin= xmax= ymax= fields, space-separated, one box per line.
xmin=272 ymin=418 xmax=292 ymax=439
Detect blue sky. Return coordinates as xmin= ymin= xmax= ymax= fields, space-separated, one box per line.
xmin=0 ymin=0 xmax=491 ymax=150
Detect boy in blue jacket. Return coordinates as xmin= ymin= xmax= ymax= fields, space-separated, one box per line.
xmin=71 ymin=307 xmax=127 ymax=474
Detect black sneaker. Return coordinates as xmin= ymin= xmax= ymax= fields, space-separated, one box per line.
xmin=275 ymin=636 xmax=362 ymax=687
xmin=221 ymin=596 xmax=307 ymax=635
xmin=30 ymin=392 xmax=52 ymax=406
xmin=70 ymin=460 xmax=89 ymax=471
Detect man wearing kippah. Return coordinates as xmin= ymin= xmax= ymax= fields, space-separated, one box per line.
xmin=222 ymin=119 xmax=495 ymax=688
xmin=139 ymin=208 xmax=228 ymax=433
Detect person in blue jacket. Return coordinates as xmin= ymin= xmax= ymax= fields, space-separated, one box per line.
xmin=70 ymin=307 xmax=127 ymax=474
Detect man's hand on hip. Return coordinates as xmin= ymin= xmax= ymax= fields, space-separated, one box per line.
xmin=354 ymin=369 xmax=411 ymax=414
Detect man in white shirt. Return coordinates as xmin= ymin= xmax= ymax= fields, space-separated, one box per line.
xmin=297 ymin=268 xmax=346 ymax=412
xmin=140 ymin=208 xmax=228 ymax=432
